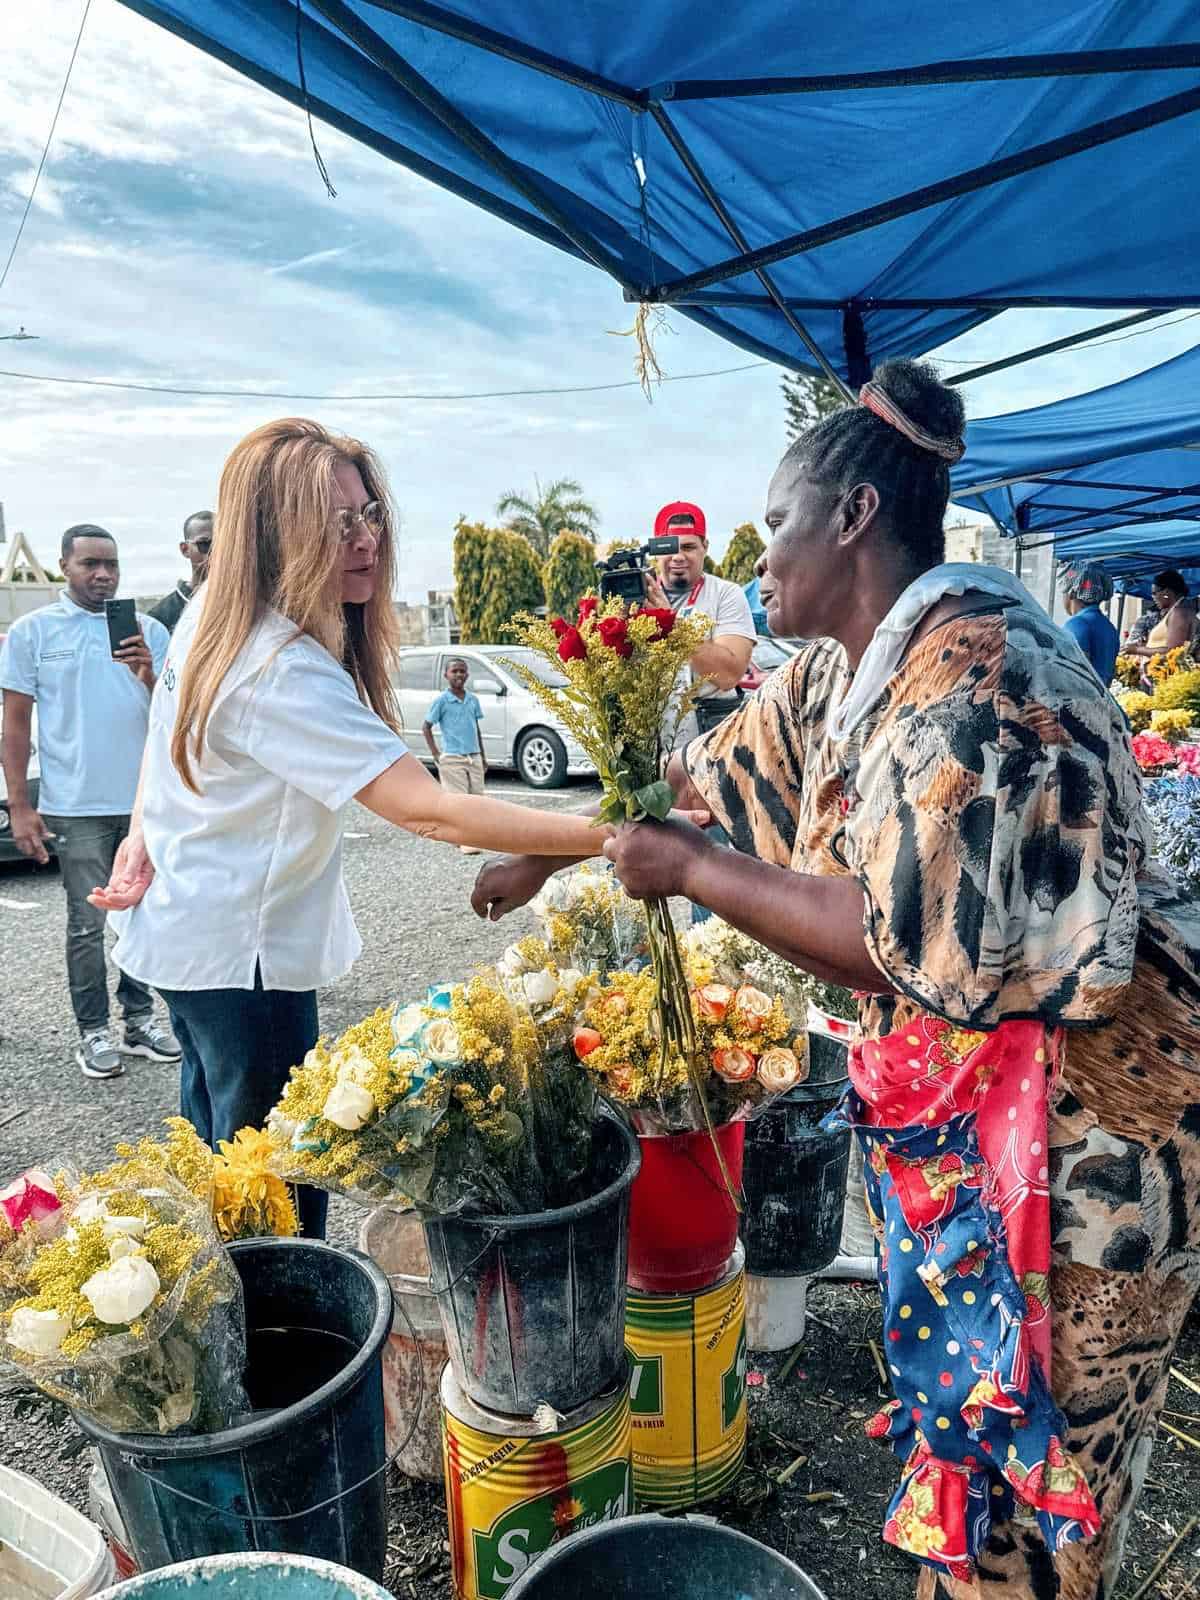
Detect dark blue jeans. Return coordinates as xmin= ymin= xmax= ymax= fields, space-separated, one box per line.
xmin=156 ymin=974 xmax=328 ymax=1239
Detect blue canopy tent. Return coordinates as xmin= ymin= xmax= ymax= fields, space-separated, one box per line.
xmin=116 ymin=1 xmax=1200 ymax=383
xmin=1036 ymin=521 xmax=1200 ymax=601
xmin=952 ymin=342 xmax=1200 ymax=540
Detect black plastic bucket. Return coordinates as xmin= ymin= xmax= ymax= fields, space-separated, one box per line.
xmin=740 ymin=1094 xmax=851 ymax=1276
xmin=505 ymin=1512 xmax=827 ymax=1598
xmin=76 ymin=1239 xmax=392 ymax=1581
xmin=423 ymin=1106 xmax=641 ymax=1414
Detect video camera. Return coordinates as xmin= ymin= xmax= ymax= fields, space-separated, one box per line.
xmin=596 ymin=535 xmax=679 ymax=603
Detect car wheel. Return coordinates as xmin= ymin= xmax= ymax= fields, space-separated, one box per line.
xmin=516 ymin=728 xmax=568 ymax=789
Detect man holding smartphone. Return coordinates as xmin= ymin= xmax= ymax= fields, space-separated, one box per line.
xmin=0 ymin=524 xmax=178 ymax=1080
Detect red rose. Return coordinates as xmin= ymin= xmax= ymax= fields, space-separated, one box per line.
xmin=556 ymin=626 xmax=587 ymax=662
xmin=637 ymin=606 xmax=676 ymax=640
xmin=550 ymin=617 xmax=569 ymax=639
xmin=577 ymin=596 xmax=598 ymax=622
xmin=597 ymin=616 xmax=633 ymax=658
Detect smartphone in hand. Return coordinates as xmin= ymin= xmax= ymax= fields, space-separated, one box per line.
xmin=104 ymin=597 xmax=138 ymax=658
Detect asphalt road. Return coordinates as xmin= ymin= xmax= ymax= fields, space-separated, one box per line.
xmin=0 ymin=775 xmax=600 ymax=1207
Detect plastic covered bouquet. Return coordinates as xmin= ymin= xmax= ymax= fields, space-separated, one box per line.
xmin=1143 ymin=774 xmax=1200 ymax=893
xmin=572 ymin=965 xmax=808 ymax=1135
xmin=266 ymin=965 xmax=600 ymax=1217
xmin=531 ymin=863 xmax=648 ymax=980
xmin=0 ymin=1162 xmax=247 ymax=1435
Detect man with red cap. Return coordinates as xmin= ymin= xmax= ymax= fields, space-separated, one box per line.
xmin=644 ymin=501 xmax=756 ymax=748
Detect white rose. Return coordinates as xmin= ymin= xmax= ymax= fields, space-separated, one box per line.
xmin=498 ymin=945 xmax=531 ymax=980
xmin=322 ymin=1079 xmax=376 ymax=1131
xmin=106 ymin=1235 xmax=140 ymax=1262
xmin=521 ymin=970 xmax=560 ymax=1009
xmin=533 ymin=876 xmax=575 ymax=915
xmin=420 ymin=1019 xmax=460 ymax=1063
xmin=558 ymin=967 xmax=586 ymax=993
xmin=73 ymin=1194 xmax=109 ymax=1227
xmin=101 ymin=1215 xmax=147 ymax=1243
xmin=7 ymin=1306 xmax=72 ymax=1360
xmin=391 ymin=1003 xmax=427 ymax=1049
xmin=266 ymin=1107 xmax=298 ymax=1146
xmin=82 ymin=1255 xmax=161 ymax=1325
xmin=335 ymin=1043 xmax=374 ymax=1088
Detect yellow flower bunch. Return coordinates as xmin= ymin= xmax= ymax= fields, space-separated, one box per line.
xmin=1113 ymin=654 xmax=1143 ymax=689
xmin=1152 ymin=668 xmax=1200 ymax=715
xmin=1149 ymin=709 xmax=1195 ymax=743
xmin=1117 ymin=690 xmax=1154 ymax=731
xmin=1147 ymin=645 xmax=1195 ymax=683
xmin=211 ymin=1129 xmax=298 ymax=1242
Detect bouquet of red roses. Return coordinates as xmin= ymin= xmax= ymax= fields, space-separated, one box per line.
xmin=507 ymin=596 xmax=740 ymax=1192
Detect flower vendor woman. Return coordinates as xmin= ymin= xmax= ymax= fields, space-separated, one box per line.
xmin=88 ymin=419 xmax=626 ymax=1239
xmin=475 ymin=361 xmax=1200 ymax=1600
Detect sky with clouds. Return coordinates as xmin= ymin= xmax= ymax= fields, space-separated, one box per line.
xmin=3 ymin=0 xmax=1199 ymax=602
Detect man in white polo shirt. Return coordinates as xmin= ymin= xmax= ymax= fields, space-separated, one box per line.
xmin=0 ymin=524 xmax=178 ymax=1080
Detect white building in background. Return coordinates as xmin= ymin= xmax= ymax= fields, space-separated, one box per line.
xmin=944 ymin=519 xmax=1058 ymax=621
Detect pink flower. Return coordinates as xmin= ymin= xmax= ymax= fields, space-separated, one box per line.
xmin=1132 ymin=732 xmax=1175 ymax=772
xmin=0 ymin=1170 xmax=61 ymax=1235
xmin=1176 ymin=743 xmax=1200 ymax=776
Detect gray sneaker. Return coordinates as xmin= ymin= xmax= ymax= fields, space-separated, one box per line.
xmin=77 ymin=1028 xmax=124 ymax=1080
xmin=124 ymin=1016 xmax=182 ymax=1063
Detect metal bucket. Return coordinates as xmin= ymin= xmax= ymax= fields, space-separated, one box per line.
xmin=441 ymin=1363 xmax=632 ymax=1600
xmin=624 ymin=1245 xmax=747 ymax=1509
xmin=357 ymin=1208 xmax=448 ymax=1480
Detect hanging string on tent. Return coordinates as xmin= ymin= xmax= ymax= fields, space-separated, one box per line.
xmin=295 ymin=0 xmax=337 ymax=199
xmin=608 ymin=304 xmax=672 ymax=400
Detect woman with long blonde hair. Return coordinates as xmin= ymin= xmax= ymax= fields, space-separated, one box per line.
xmin=91 ymin=418 xmax=622 ymax=1235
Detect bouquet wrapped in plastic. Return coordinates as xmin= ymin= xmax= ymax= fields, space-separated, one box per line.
xmin=684 ymin=914 xmax=857 ymax=1032
xmin=531 ymin=863 xmax=648 ymax=980
xmin=571 ymin=963 xmax=809 ymax=1136
xmin=266 ymin=964 xmax=600 ymax=1218
xmin=0 ymin=1161 xmax=247 ymax=1435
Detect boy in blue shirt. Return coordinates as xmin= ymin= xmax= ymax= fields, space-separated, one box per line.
xmin=424 ymin=659 xmax=487 ymax=854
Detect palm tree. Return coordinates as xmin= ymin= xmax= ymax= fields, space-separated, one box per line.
xmin=496 ymin=476 xmax=599 ymax=559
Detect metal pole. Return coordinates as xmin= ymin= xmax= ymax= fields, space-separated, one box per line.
xmin=944 ymin=309 xmax=1169 ymax=387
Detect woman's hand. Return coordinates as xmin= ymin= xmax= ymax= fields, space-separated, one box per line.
xmin=88 ymin=832 xmax=154 ymax=911
xmin=602 ymin=815 xmax=712 ymax=900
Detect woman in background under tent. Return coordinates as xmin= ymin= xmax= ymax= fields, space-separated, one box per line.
xmin=1058 ymin=560 xmax=1120 ymax=684
xmin=475 ymin=360 xmax=1200 ymax=1600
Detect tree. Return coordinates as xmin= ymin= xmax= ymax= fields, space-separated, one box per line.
xmin=453 ymin=517 xmax=492 ymax=643
xmin=543 ymin=530 xmax=596 ymax=619
xmin=781 ymin=372 xmax=846 ymax=442
xmin=496 ymin=476 xmax=599 ymax=560
xmin=479 ymin=529 xmax=546 ymax=643
xmin=720 ymin=523 xmax=765 ymax=586
xmin=702 ymin=554 xmax=719 ymax=576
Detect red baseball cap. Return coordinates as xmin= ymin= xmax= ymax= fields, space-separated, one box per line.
xmin=654 ymin=501 xmax=707 ymax=541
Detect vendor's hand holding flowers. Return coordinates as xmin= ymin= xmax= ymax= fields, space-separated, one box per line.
xmin=602 ymin=816 xmax=712 ymax=901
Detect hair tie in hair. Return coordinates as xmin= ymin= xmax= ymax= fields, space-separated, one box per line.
xmin=859 ymin=381 xmax=965 ymax=463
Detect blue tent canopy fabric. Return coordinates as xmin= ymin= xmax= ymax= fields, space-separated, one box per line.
xmin=1035 ymin=521 xmax=1200 ymax=598
xmin=117 ymin=0 xmax=1200 ymax=380
xmin=952 ymin=342 xmax=1200 ymax=537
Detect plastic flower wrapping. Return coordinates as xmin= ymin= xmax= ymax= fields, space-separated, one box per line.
xmin=507 ymin=595 xmax=738 ymax=1182
xmin=531 ymin=863 xmax=648 ymax=980
xmin=0 ymin=1159 xmax=247 ymax=1435
xmin=1143 ymin=775 xmax=1200 ymax=893
xmin=265 ymin=962 xmax=601 ymax=1217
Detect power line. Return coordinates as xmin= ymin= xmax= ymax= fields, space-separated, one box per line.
xmin=0 ymin=0 xmax=92 ymax=295
xmin=0 ymin=358 xmax=769 ymax=403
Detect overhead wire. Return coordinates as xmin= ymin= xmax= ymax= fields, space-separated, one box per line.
xmin=0 ymin=0 xmax=92 ymax=294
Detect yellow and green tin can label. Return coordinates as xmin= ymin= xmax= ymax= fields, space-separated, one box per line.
xmin=625 ymin=1246 xmax=748 ymax=1508
xmin=441 ymin=1365 xmax=632 ymax=1600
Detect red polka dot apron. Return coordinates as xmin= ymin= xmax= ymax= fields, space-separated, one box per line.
xmin=826 ymin=1015 xmax=1100 ymax=1581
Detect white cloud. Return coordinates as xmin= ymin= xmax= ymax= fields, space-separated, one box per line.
xmin=1 ymin=0 xmax=1196 ymax=606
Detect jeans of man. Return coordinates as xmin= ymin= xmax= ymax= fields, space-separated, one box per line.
xmin=156 ymin=972 xmax=328 ymax=1239
xmin=43 ymin=813 xmax=154 ymax=1035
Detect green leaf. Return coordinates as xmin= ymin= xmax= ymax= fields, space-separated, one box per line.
xmin=633 ymin=779 xmax=674 ymax=820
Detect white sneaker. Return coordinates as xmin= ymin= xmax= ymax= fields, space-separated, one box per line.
xmin=77 ymin=1028 xmax=124 ymax=1080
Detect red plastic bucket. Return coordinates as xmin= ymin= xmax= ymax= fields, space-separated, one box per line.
xmin=627 ymin=1122 xmax=746 ymax=1293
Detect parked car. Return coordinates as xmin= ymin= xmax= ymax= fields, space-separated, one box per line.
xmin=738 ymin=634 xmax=801 ymax=694
xmin=0 ymin=633 xmax=53 ymax=862
xmin=396 ymin=645 xmax=595 ymax=789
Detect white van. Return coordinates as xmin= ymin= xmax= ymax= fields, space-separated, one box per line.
xmin=396 ymin=645 xmax=595 ymax=789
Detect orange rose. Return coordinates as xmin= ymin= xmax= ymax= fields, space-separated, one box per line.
xmin=733 ymin=985 xmax=773 ymax=1030
xmin=693 ymin=983 xmax=733 ymax=1022
xmin=608 ymin=1065 xmax=636 ymax=1098
xmin=712 ymin=1047 xmax=756 ymax=1082
xmin=572 ymin=1026 xmax=603 ymax=1059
